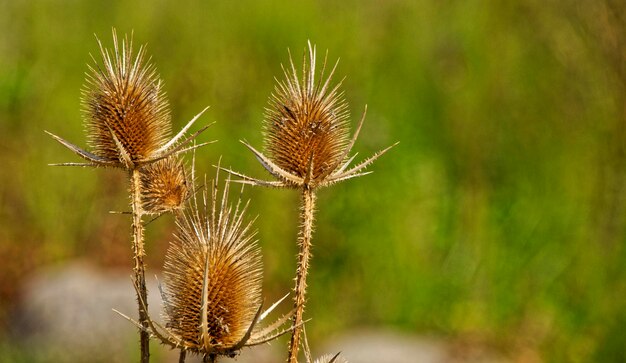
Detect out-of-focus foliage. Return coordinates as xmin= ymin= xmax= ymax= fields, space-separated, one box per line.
xmin=0 ymin=0 xmax=624 ymax=361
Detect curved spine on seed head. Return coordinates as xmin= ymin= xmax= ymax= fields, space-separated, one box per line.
xmin=47 ymin=30 xmax=213 ymax=170
xmin=263 ymin=43 xmax=351 ymax=184
xmin=139 ymin=157 xmax=189 ymax=215
xmin=82 ymin=31 xmax=172 ymax=166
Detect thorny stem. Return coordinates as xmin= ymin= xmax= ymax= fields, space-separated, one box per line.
xmin=287 ymin=187 xmax=316 ymax=363
xmin=178 ymin=350 xmax=186 ymax=363
xmin=131 ymin=168 xmax=150 ymax=363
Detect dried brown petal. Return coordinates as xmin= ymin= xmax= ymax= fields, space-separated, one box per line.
xmin=161 ymin=175 xmax=262 ymax=353
xmin=314 ymin=353 xmax=348 ymax=363
xmin=264 ymin=43 xmax=350 ymax=182
xmin=49 ymin=31 xmax=212 ymax=171
xmin=139 ymin=157 xmax=188 ymax=215
xmin=82 ymin=30 xmax=171 ymax=164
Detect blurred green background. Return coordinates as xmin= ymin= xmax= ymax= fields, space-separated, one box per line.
xmin=1 ymin=0 xmax=625 ymax=362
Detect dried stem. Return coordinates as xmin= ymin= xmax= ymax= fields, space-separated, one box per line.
xmin=178 ymin=350 xmax=186 ymax=363
xmin=287 ymin=187 xmax=316 ymax=363
xmin=131 ymin=168 xmax=150 ymax=363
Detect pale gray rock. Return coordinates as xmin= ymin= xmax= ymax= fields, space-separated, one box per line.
xmin=13 ymin=261 xmax=163 ymax=362
xmin=321 ymin=329 xmax=509 ymax=363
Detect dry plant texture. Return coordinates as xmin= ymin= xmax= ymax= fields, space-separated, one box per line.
xmin=139 ymin=157 xmax=189 ymax=215
xmin=224 ymin=43 xmax=395 ymax=363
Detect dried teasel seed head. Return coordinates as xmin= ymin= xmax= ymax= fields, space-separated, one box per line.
xmin=157 ymin=171 xmax=287 ymax=358
xmin=118 ymin=171 xmax=295 ymax=358
xmin=139 ymin=157 xmax=188 ymax=215
xmin=82 ymin=29 xmax=171 ymax=165
xmin=263 ymin=42 xmax=351 ymax=182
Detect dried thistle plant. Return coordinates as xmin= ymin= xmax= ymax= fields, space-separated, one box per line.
xmin=123 ymin=170 xmax=294 ymax=363
xmin=47 ymin=30 xmax=211 ymax=363
xmin=223 ymin=42 xmax=396 ymax=363
xmin=302 ymin=328 xmax=347 ymax=363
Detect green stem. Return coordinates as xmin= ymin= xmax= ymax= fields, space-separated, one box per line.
xmin=131 ymin=168 xmax=150 ymax=363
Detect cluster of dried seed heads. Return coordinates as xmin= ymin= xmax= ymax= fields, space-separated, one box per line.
xmin=82 ymin=31 xmax=172 ymax=165
xmin=49 ymin=30 xmax=391 ymax=363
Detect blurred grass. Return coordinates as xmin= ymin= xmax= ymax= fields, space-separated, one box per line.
xmin=0 ymin=0 xmax=625 ymax=361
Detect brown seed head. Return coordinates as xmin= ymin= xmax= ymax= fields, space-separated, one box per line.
xmin=314 ymin=353 xmax=348 ymax=363
xmin=120 ymin=171 xmax=294 ymax=358
xmin=82 ymin=30 xmax=171 ymax=164
xmin=161 ymin=175 xmax=263 ymax=354
xmin=48 ymin=31 xmax=212 ymax=170
xmin=139 ymin=157 xmax=188 ymax=215
xmin=264 ymin=43 xmax=350 ymax=182
xmin=222 ymin=43 xmax=397 ymax=189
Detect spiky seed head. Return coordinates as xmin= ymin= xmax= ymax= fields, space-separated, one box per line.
xmin=124 ymin=171 xmax=294 ymax=357
xmin=139 ymin=157 xmax=188 ymax=215
xmin=224 ymin=42 xmax=396 ymax=189
xmin=161 ymin=176 xmax=263 ymax=354
xmin=264 ymin=43 xmax=350 ymax=182
xmin=82 ymin=30 xmax=171 ymax=164
xmin=48 ymin=30 xmax=212 ymax=169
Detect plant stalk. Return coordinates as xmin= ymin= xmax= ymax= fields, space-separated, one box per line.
xmin=287 ymin=187 xmax=316 ymax=363
xmin=131 ymin=168 xmax=150 ymax=363
xmin=178 ymin=350 xmax=186 ymax=363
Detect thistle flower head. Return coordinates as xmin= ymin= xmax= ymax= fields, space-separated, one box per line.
xmin=82 ymin=30 xmax=171 ymax=165
xmin=223 ymin=42 xmax=397 ymax=189
xmin=139 ymin=157 xmax=188 ymax=215
xmin=264 ymin=43 xmax=350 ymax=183
xmin=47 ymin=29 xmax=212 ymax=170
xmin=133 ymin=170 xmax=294 ymax=359
xmin=314 ymin=353 xmax=348 ymax=363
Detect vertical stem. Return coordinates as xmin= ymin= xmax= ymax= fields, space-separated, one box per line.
xmin=178 ymin=350 xmax=187 ymax=363
xmin=287 ymin=187 xmax=316 ymax=363
xmin=131 ymin=168 xmax=150 ymax=363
